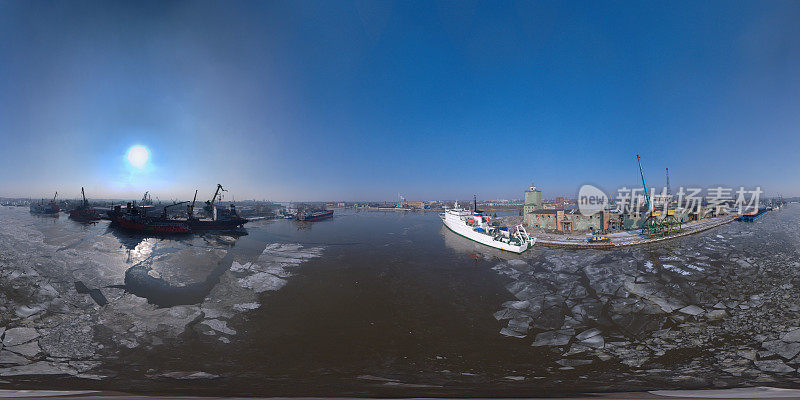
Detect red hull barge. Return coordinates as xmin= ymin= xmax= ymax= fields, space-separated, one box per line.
xmin=69 ymin=209 xmax=102 ymax=221
xmin=68 ymin=187 xmax=102 ymax=221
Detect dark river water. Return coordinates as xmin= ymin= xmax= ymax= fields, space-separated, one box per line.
xmin=0 ymin=205 xmax=799 ymax=396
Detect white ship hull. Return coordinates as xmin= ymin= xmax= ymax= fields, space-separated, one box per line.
xmin=441 ymin=205 xmax=534 ymax=254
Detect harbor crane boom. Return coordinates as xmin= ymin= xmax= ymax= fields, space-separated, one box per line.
xmin=162 ymin=201 xmax=189 ymax=219
xmin=209 ymin=184 xmax=227 ymax=209
xmin=666 ymin=167 xmax=671 ymax=197
xmin=187 ymin=190 xmax=198 ymax=217
xmin=637 ymin=154 xmax=652 ymax=212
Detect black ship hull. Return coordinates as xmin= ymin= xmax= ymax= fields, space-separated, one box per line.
xmin=108 ymin=209 xmax=248 ymax=231
xmin=185 ymin=217 xmax=249 ymax=230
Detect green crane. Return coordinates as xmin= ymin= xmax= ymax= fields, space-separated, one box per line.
xmin=637 ymin=155 xmax=681 ymax=237
xmin=636 ymin=154 xmax=652 ymax=213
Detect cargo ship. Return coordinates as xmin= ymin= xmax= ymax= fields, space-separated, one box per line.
xmin=186 ymin=185 xmax=249 ymax=229
xmin=30 ymin=192 xmax=60 ymax=214
xmin=68 ymin=187 xmax=102 ymax=221
xmin=108 ymin=185 xmax=248 ymax=232
xmin=440 ymin=197 xmax=534 ymax=253
xmin=295 ymin=209 xmax=334 ymax=221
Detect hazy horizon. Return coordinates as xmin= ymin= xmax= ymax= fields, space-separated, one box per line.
xmin=2 ymin=1 xmax=799 ymax=201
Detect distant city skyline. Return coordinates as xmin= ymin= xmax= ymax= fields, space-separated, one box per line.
xmin=2 ymin=1 xmax=799 ymax=201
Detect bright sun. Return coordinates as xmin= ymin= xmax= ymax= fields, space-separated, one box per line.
xmin=126 ymin=145 xmax=150 ymax=169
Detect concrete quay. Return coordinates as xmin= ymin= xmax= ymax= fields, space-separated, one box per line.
xmin=533 ymin=215 xmax=736 ymax=249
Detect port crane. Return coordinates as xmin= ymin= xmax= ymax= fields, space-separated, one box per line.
xmin=637 ymin=155 xmax=652 ymax=212
xmin=204 ymin=184 xmax=228 ymax=217
xmin=637 ymin=155 xmax=681 ymax=237
xmin=666 ymin=167 xmax=671 ymax=197
xmin=38 ymin=191 xmax=58 ymax=206
xmin=80 ymin=187 xmax=88 ymax=207
xmin=141 ymin=191 xmax=154 ymax=206
xmin=187 ymin=190 xmax=198 ymax=218
xmin=161 ymin=201 xmax=189 ymax=219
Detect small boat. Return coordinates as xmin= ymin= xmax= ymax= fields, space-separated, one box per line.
xmin=295 ymin=209 xmax=334 ymax=221
xmin=68 ymin=187 xmax=102 ymax=221
xmin=441 ymin=197 xmax=534 ymax=253
xmin=30 ymin=192 xmax=60 ymax=214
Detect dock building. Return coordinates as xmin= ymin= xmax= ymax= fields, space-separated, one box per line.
xmin=523 ymin=184 xmax=729 ymax=233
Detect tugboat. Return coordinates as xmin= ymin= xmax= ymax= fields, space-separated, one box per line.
xmin=295 ymin=209 xmax=334 ymax=221
xmin=68 ymin=187 xmax=102 ymax=221
xmin=441 ymin=196 xmax=534 ymax=253
xmin=30 ymin=192 xmax=60 ymax=214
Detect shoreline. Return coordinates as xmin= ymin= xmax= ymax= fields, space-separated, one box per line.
xmin=532 ymin=215 xmax=736 ymax=249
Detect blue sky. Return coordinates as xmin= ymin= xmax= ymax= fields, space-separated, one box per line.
xmin=1 ymin=0 xmax=798 ymax=201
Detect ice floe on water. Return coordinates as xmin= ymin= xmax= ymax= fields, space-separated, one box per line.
xmin=685 ymin=264 xmax=705 ymax=272
xmin=488 ymin=205 xmax=800 ymax=384
xmin=192 ymin=242 xmax=324 ymax=343
xmin=0 ymin=207 xmax=324 ymax=379
xmin=662 ymin=264 xmax=691 ymax=275
xmin=198 ymin=319 xmax=237 ymax=335
xmin=237 ymin=272 xmax=287 ymax=292
xmin=232 ymin=302 xmax=260 ymax=312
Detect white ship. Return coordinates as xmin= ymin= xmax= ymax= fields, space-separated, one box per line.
xmin=440 ymin=199 xmax=534 ymax=253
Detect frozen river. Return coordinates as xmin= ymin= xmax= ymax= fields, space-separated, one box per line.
xmin=0 ymin=205 xmax=799 ymax=396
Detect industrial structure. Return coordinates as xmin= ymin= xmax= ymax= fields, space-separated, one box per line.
xmin=524 ymin=183 xmax=619 ymax=232
xmin=635 ymin=155 xmax=682 ymax=237
xmin=523 ymin=156 xmax=729 ymax=234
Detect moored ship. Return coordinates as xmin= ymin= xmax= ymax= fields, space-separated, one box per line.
xmin=108 ymin=185 xmax=248 ymax=232
xmin=295 ymin=209 xmax=334 ymax=221
xmin=68 ymin=187 xmax=102 ymax=221
xmin=30 ymin=192 xmax=60 ymax=214
xmin=441 ymin=197 xmax=534 ymax=253
xmin=187 ymin=184 xmax=249 ymax=230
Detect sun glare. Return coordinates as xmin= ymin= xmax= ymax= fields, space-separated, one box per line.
xmin=126 ymin=145 xmax=150 ymax=169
